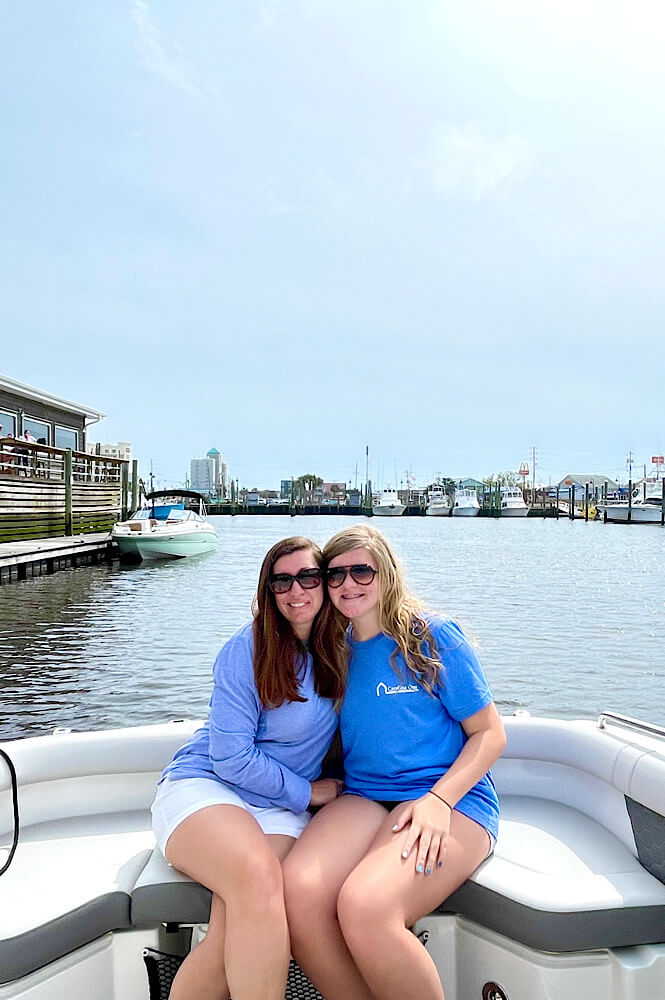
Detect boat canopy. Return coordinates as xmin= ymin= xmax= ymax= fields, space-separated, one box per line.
xmin=145 ymin=489 xmax=208 ymax=503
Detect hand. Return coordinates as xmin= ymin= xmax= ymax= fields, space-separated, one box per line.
xmin=309 ymin=778 xmax=344 ymax=808
xmin=391 ymin=793 xmax=452 ymax=876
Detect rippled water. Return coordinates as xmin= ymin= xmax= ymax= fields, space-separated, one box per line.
xmin=1 ymin=515 xmax=664 ymax=739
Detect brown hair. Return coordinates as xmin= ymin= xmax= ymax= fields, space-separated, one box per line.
xmin=321 ymin=524 xmax=442 ymax=693
xmin=252 ymin=536 xmax=347 ymax=707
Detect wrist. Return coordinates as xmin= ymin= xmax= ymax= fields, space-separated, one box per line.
xmin=427 ymin=789 xmax=453 ymax=811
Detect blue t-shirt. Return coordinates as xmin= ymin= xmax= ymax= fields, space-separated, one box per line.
xmin=161 ymin=623 xmax=339 ymax=814
xmin=340 ymin=617 xmax=499 ymax=839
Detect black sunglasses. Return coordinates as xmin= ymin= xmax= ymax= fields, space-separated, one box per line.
xmin=326 ymin=564 xmax=377 ymax=588
xmin=269 ymin=568 xmax=323 ymax=594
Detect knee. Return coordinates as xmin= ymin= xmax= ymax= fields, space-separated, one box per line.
xmin=230 ymin=849 xmax=284 ymax=911
xmin=283 ymin=860 xmax=337 ymax=941
xmin=337 ymin=871 xmax=388 ymax=947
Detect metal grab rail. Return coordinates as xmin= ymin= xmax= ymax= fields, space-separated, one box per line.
xmin=597 ymin=712 xmax=665 ymax=740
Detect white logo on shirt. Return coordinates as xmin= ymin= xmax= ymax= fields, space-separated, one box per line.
xmin=376 ymin=681 xmax=419 ymax=697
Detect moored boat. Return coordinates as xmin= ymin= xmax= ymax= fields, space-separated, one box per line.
xmin=452 ymin=487 xmax=480 ymax=517
xmin=111 ymin=490 xmax=218 ymax=561
xmin=597 ymin=480 xmax=664 ymax=524
xmin=425 ymin=487 xmax=451 ymax=516
xmin=372 ymin=489 xmax=406 ymax=517
xmin=500 ymin=487 xmax=529 ymax=517
xmin=2 ymin=711 xmax=664 ymax=999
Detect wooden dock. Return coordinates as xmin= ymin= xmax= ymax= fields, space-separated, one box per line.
xmin=0 ymin=533 xmax=117 ymax=586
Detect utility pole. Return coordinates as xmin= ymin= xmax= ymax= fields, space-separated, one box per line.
xmin=626 ymin=451 xmax=634 ymax=481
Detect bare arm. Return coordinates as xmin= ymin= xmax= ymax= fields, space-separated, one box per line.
xmin=431 ymin=702 xmax=506 ymax=807
xmin=393 ymin=703 xmax=505 ymax=873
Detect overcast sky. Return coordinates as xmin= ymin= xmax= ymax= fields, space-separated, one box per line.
xmin=2 ymin=1 xmax=664 ymax=489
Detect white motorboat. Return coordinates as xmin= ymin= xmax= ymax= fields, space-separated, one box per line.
xmin=452 ymin=487 xmax=480 ymax=517
xmin=597 ymin=480 xmax=664 ymax=524
xmin=425 ymin=487 xmax=451 ymax=517
xmin=2 ymin=711 xmax=664 ymax=1000
xmin=111 ymin=490 xmax=218 ymax=561
xmin=372 ymin=489 xmax=406 ymax=517
xmin=500 ymin=487 xmax=529 ymax=518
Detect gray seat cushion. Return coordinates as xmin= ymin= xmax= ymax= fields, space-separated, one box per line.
xmin=0 ymin=892 xmax=131 ymax=984
xmin=131 ymin=848 xmax=212 ymax=926
xmin=441 ymin=796 xmax=665 ymax=951
xmin=0 ymin=813 xmax=154 ymax=983
xmin=131 ymin=794 xmax=665 ymax=954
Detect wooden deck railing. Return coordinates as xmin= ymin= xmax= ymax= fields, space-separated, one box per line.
xmin=0 ymin=439 xmax=137 ymax=543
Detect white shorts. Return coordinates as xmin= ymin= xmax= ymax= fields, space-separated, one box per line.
xmin=151 ymin=776 xmax=311 ymax=855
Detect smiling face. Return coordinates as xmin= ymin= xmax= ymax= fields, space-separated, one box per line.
xmin=271 ymin=549 xmax=324 ymax=641
xmin=326 ymin=546 xmax=381 ymax=640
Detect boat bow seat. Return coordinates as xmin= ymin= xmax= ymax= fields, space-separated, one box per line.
xmin=129 ymin=791 xmax=665 ymax=954
xmin=0 ymin=813 xmax=154 ymax=984
xmin=131 ymin=847 xmax=212 ymax=926
xmin=441 ymin=794 xmax=665 ymax=952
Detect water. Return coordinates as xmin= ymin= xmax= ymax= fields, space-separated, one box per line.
xmin=1 ymin=516 xmax=664 ymax=739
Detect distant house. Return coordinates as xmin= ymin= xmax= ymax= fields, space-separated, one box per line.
xmin=458 ymin=477 xmax=485 ymax=492
xmin=0 ymin=374 xmax=104 ymax=451
xmin=556 ymin=474 xmax=620 ymax=498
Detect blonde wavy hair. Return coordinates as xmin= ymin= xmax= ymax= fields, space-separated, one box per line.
xmin=321 ymin=524 xmax=442 ymax=693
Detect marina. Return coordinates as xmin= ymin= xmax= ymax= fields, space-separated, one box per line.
xmin=1 ymin=516 xmax=665 ymax=999
xmin=2 ymin=515 xmax=664 ymax=739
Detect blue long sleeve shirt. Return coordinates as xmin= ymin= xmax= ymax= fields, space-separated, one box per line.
xmin=161 ymin=623 xmax=339 ymax=814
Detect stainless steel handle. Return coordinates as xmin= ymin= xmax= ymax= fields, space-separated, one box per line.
xmin=597 ymin=712 xmax=665 ymax=739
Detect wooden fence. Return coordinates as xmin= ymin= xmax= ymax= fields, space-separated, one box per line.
xmin=0 ymin=438 xmax=137 ymax=543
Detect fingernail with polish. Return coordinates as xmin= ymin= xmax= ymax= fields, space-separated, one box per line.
xmin=438 ymin=861 xmax=443 ymax=868
xmin=417 ymin=864 xmax=423 ymax=873
xmin=426 ymin=867 xmax=432 ymax=875
xmin=392 ymin=825 xmax=398 ymax=831
xmin=402 ymin=850 xmax=409 ymax=859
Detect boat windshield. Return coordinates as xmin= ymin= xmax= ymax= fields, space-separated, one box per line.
xmin=165 ymin=509 xmax=196 ymax=521
xmin=130 ymin=503 xmax=186 ymax=521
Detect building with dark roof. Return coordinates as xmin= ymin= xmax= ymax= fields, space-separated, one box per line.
xmin=0 ymin=374 xmax=104 ymax=452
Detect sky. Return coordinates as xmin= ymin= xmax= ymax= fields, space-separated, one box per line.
xmin=2 ymin=1 xmax=664 ymax=490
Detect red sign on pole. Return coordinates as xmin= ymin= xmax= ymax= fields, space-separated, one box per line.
xmin=652 ymin=456 xmax=664 ymax=465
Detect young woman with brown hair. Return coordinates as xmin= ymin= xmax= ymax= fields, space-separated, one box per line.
xmin=151 ymin=536 xmax=345 ymax=1000
xmin=283 ymin=524 xmax=506 ymax=1000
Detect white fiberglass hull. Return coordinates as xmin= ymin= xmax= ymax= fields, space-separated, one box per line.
xmin=501 ymin=506 xmax=529 ymax=517
xmin=426 ymin=505 xmax=451 ymax=516
xmin=113 ymin=527 xmax=218 ymax=560
xmin=373 ymin=505 xmax=405 ymax=516
xmin=452 ymin=505 xmax=479 ymax=516
xmin=3 ymin=714 xmax=665 ymax=1000
xmin=598 ymin=504 xmax=663 ymax=524
xmin=135 ymin=531 xmax=217 ymax=559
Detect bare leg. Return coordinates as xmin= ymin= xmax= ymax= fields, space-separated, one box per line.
xmin=337 ymin=809 xmax=491 ymax=1000
xmin=168 ymin=892 xmax=229 ymax=1000
xmin=165 ymin=805 xmax=295 ymax=1000
xmin=283 ymin=795 xmax=387 ymax=1000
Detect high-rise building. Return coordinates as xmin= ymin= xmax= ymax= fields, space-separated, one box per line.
xmin=190 ymin=447 xmax=229 ymax=497
xmin=206 ymin=448 xmax=224 ymax=497
xmin=190 ymin=457 xmax=215 ymax=496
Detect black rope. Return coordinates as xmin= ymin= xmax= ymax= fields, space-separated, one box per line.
xmin=0 ymin=747 xmax=19 ymax=876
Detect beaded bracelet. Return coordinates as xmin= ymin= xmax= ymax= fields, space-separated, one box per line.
xmin=427 ymin=789 xmax=453 ymax=811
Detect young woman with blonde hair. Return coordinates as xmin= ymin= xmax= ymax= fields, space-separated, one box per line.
xmin=151 ymin=536 xmax=346 ymax=1000
xmin=283 ymin=524 xmax=506 ymax=1000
